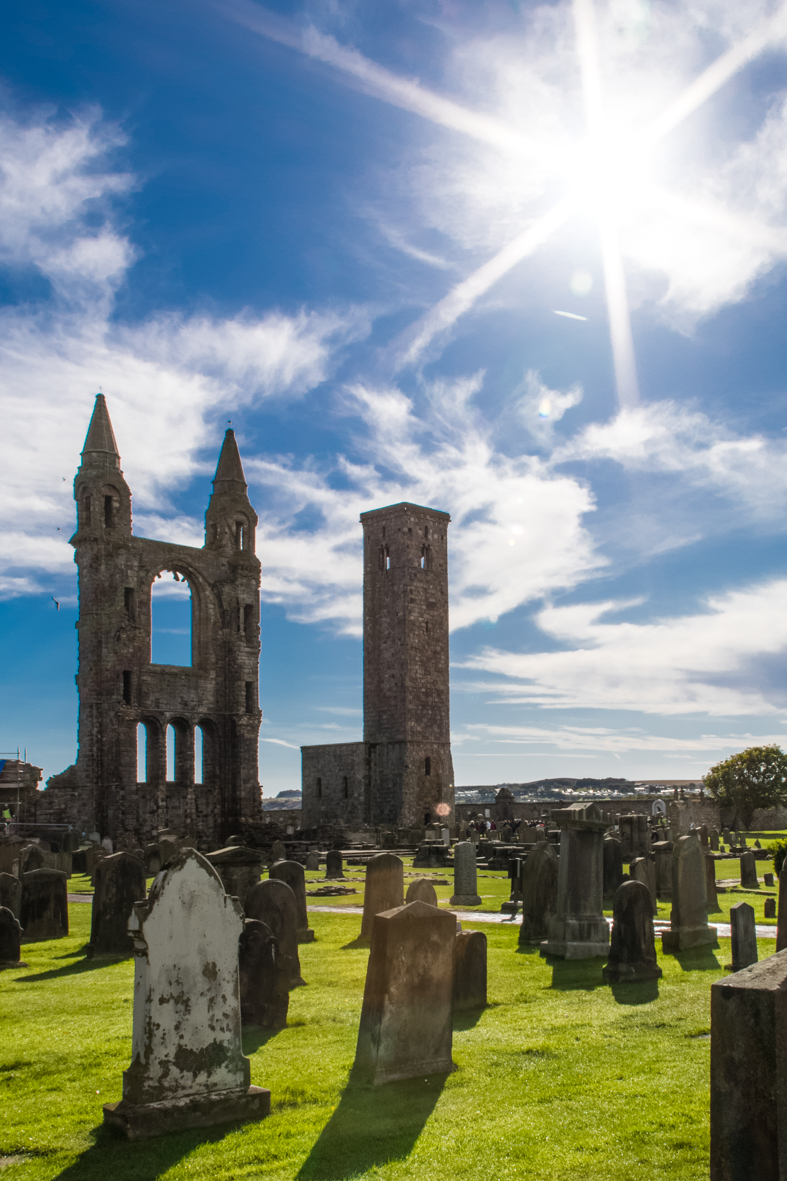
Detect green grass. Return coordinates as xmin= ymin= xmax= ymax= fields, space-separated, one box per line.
xmin=0 ymin=894 xmax=766 ymax=1180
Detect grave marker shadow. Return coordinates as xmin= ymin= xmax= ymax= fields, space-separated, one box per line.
xmin=671 ymin=946 xmax=722 ymax=972
xmin=548 ymin=956 xmax=606 ymax=991
xmin=53 ymin=1122 xmax=234 ymax=1181
xmin=609 ymin=978 xmax=660 ymax=1005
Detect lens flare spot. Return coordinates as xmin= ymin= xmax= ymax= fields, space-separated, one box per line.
xmin=538 ymin=397 xmax=551 ymax=418
xmin=570 ymin=269 xmax=593 ymax=295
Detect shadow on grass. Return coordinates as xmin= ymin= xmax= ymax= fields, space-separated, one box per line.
xmin=341 ymin=938 xmax=369 ymax=950
xmin=296 ymin=1073 xmax=447 ymax=1181
xmin=610 ymin=978 xmax=660 ymax=1005
xmin=548 ymin=957 xmax=606 ymax=991
xmin=515 ymin=943 xmax=542 ymax=956
xmin=16 ymin=955 xmax=123 ymax=982
xmin=54 ymin=1121 xmax=234 ymax=1181
xmin=242 ymin=1025 xmax=286 ymax=1054
xmin=452 ymin=1006 xmax=487 ymax=1031
xmin=670 ymin=946 xmax=722 ymax=972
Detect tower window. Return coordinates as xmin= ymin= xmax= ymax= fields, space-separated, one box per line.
xmin=424 ymin=526 xmax=429 ymax=539
xmin=124 ymin=587 xmax=136 ymax=620
xmin=421 ymin=545 xmax=432 ymax=570
xmin=342 ymin=776 xmax=349 ymax=798
xmin=425 ymin=757 xmax=431 ymax=776
xmin=316 ymin=777 xmax=322 ymax=799
xmin=245 ymin=681 xmax=255 ymax=713
xmin=122 ymin=670 xmax=132 ymax=704
xmin=236 ymin=521 xmax=246 ymax=550
xmin=104 ymin=495 xmax=113 ymax=528
xmin=244 ymin=603 xmax=254 ymax=641
xmin=385 ymin=547 xmax=391 ymax=571
xmin=81 ymin=493 xmax=91 ymax=528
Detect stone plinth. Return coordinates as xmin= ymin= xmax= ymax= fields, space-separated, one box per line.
xmin=206 ymin=846 xmax=263 ymax=910
xmin=20 ymin=869 xmax=68 ymax=941
xmin=452 ymin=930 xmax=487 ymax=1012
xmin=360 ymin=854 xmax=404 ymax=943
xmin=353 ymin=900 xmax=455 ymax=1084
xmin=89 ymin=852 xmax=146 ymax=957
xmin=270 ymin=860 xmax=314 ymax=943
xmin=0 ymin=873 xmax=22 ymax=920
xmin=246 ymin=878 xmax=304 ymax=988
xmin=540 ymin=804 xmax=610 ymax=960
xmin=730 ymin=902 xmax=758 ymax=972
xmin=661 ymin=834 xmax=717 ymax=953
xmin=519 ymin=842 xmax=558 ymax=946
xmin=406 ymin=878 xmax=438 ymax=906
xmin=450 ymin=842 xmax=481 ymax=907
xmin=102 ymin=848 xmax=269 ymax=1139
xmin=602 ymin=881 xmax=661 ymax=983
xmin=239 ymin=919 xmax=289 ymax=1029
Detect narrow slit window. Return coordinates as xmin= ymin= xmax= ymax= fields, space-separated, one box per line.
xmin=81 ymin=493 xmax=91 ymax=528
xmin=195 ymin=726 xmax=204 ymax=784
xmin=316 ymin=777 xmax=322 ymax=799
xmin=425 ymin=757 xmax=431 ymax=777
xmin=136 ymin=723 xmax=147 ymax=783
xmin=124 ymin=587 xmax=136 ymax=620
xmin=385 ymin=547 xmax=391 ymax=571
xmin=236 ymin=521 xmax=245 ymax=550
xmin=122 ymin=670 xmax=131 ymax=704
xmin=245 ymin=681 xmax=255 ymax=713
xmin=342 ymin=776 xmax=349 ymax=798
xmin=104 ymin=495 xmax=113 ymax=528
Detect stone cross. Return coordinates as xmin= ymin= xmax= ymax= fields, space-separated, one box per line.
xmin=405 ymin=878 xmax=438 ymax=906
xmin=20 ymin=869 xmax=68 ymax=941
xmin=602 ymin=880 xmax=662 ymax=983
xmin=102 ymin=848 xmax=269 ymax=1137
xmin=238 ymin=918 xmax=289 ymax=1029
xmin=89 ymin=852 xmax=146 ymax=957
xmin=0 ymin=872 xmax=22 ymax=920
xmin=453 ymin=930 xmax=487 ymax=1012
xmin=325 ymin=850 xmax=344 ymax=880
xmin=540 ymin=803 xmax=610 ymax=959
xmin=730 ymin=902 xmax=758 ymax=972
xmin=353 ymin=900 xmax=455 ymax=1084
xmin=661 ymin=834 xmax=717 ymax=952
xmin=0 ymin=906 xmax=23 ymax=966
xmin=270 ymin=860 xmax=314 ymax=943
xmin=740 ymin=851 xmax=759 ymax=890
xmin=449 ymin=842 xmax=481 ymax=906
xmin=360 ymin=854 xmax=404 ymax=943
xmin=246 ymin=879 xmax=305 ymax=988
xmin=629 ymin=857 xmax=657 ymax=914
xmin=518 ymin=841 xmax=558 ymax=946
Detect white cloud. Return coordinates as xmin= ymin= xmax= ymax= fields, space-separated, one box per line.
xmin=459 ymin=722 xmax=787 ymax=754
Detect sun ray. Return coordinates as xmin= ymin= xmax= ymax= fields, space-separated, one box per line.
xmin=648 ymin=187 xmax=787 ymax=256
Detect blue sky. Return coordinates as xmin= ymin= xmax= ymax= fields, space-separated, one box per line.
xmin=3 ymin=0 xmax=787 ymax=794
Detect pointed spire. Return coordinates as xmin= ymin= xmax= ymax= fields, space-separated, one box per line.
xmin=81 ymin=394 xmax=120 ymax=468
xmin=212 ymin=429 xmax=248 ymax=494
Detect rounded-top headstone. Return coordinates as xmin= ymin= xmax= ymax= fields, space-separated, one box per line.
xmin=730 ymin=900 xmax=758 ymax=972
xmin=325 ymin=849 xmax=344 ymax=880
xmin=405 ymin=878 xmax=438 ymax=907
xmin=270 ymin=860 xmax=313 ymax=942
xmin=20 ymin=868 xmax=68 ymax=942
xmin=305 ymin=851 xmax=320 ymax=872
xmin=21 ymin=844 xmax=45 ymax=874
xmin=246 ymin=878 xmax=304 ymax=987
xmin=239 ymin=918 xmax=289 ymax=1029
xmin=89 ymin=851 xmax=147 ymax=957
xmin=519 ymin=841 xmax=558 ymax=946
xmin=0 ymin=906 xmax=23 ymax=964
xmin=602 ymin=879 xmax=661 ymax=982
xmin=360 ymin=853 xmax=404 ymax=942
xmin=270 ymin=840 xmax=287 ymax=864
xmin=0 ymin=872 xmax=22 ymax=921
xmin=453 ymin=929 xmax=487 ymax=1012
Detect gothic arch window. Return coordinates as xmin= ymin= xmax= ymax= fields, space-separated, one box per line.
xmin=150 ymin=570 xmax=192 ymax=667
xmin=235 ymin=520 xmax=247 ymax=551
xmin=136 ymin=722 xmax=148 ymax=783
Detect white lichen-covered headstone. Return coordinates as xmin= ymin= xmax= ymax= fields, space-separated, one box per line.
xmin=103 ymin=848 xmax=269 ymax=1138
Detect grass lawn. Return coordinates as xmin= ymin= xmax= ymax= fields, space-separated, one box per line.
xmin=0 ymin=889 xmax=769 ymax=1181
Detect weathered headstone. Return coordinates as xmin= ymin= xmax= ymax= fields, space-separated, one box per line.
xmin=722 ymin=827 xmax=732 ymax=846
xmin=449 ymin=842 xmax=481 ymax=907
xmin=325 ymin=849 xmax=344 ymax=880
xmin=661 ymin=834 xmax=717 ymax=952
xmin=406 ymin=878 xmax=438 ymax=907
xmin=270 ymin=860 xmax=314 ymax=943
xmin=144 ymin=844 xmax=162 ymax=877
xmin=20 ymin=869 xmax=68 ymax=941
xmin=700 ymin=824 xmax=709 ymax=848
xmin=618 ymin=813 xmax=651 ymax=859
xmin=102 ymin=848 xmax=269 ymax=1137
xmin=21 ymin=844 xmax=46 ymax=874
xmin=360 ymin=854 xmax=404 ymax=943
xmin=206 ymin=846 xmax=263 ymax=909
xmin=453 ymin=930 xmax=487 ymax=1012
xmin=653 ymin=841 xmax=673 ymax=900
xmin=239 ymin=919 xmax=289 ymax=1029
xmin=85 ymin=844 xmax=107 ymax=877
xmin=89 ymin=852 xmax=146 ymax=957
xmin=779 ymin=862 xmax=787 ymax=953
xmin=765 ymin=898 xmax=776 ymax=919
xmin=156 ymin=832 xmax=180 ymax=863
xmin=765 ymin=872 xmax=775 ymax=888
xmin=270 ymin=840 xmax=286 ymax=864
xmin=603 ymin=835 xmax=624 ymax=901
xmin=0 ymin=871 xmax=22 ymax=920
xmin=518 ymin=841 xmax=558 ymax=946
xmin=706 ymin=855 xmax=720 ymax=913
xmin=246 ymin=878 xmax=304 ymax=987
xmin=0 ymin=906 xmax=23 ymax=966
xmin=305 ymin=851 xmax=320 ymax=871
xmin=353 ymin=900 xmax=455 ymax=1084
xmin=740 ymin=851 xmax=759 ymax=890
xmin=540 ymin=804 xmax=610 ymax=959
xmin=629 ymin=856 xmax=657 ymax=913
xmin=710 ymin=828 xmax=720 ymax=851
xmin=730 ymin=902 xmax=758 ymax=972
xmin=602 ymin=880 xmax=662 ymax=983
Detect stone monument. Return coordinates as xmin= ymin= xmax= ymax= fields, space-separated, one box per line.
xmin=602 ymin=835 xmax=624 ymax=902
xmin=270 ymin=860 xmax=314 ymax=943
xmin=245 ymin=879 xmax=305 ymax=988
xmin=206 ymin=846 xmax=263 ymax=910
xmin=518 ymin=842 xmax=558 ymax=946
xmin=602 ymin=880 xmax=662 ymax=983
xmin=452 ymin=930 xmax=487 ymax=1012
xmin=629 ymin=856 xmax=656 ymax=913
xmin=730 ymin=902 xmax=758 ymax=972
xmin=405 ymin=878 xmax=438 ymax=906
xmin=238 ymin=919 xmax=289 ymax=1029
xmin=20 ymin=869 xmax=68 ymax=941
xmin=360 ymin=854 xmax=404 ymax=943
xmin=0 ymin=907 xmax=23 ymax=967
xmin=89 ymin=851 xmax=146 ymax=957
xmin=0 ymin=872 xmax=22 ymax=920
xmin=449 ymin=842 xmax=481 ymax=907
xmin=325 ymin=850 xmax=344 ymax=880
xmin=540 ymin=803 xmax=610 ymax=960
xmin=661 ymin=834 xmax=717 ymax=952
xmin=740 ymin=851 xmax=759 ymax=890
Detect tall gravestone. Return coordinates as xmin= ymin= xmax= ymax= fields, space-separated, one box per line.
xmin=730 ymin=902 xmax=758 ymax=972
xmin=449 ymin=842 xmax=481 ymax=907
xmin=710 ymin=828 xmax=720 ymax=851
xmin=629 ymin=857 xmax=657 ymax=913
xmin=325 ymin=850 xmax=344 ymax=880
xmin=360 ymin=854 xmax=404 ymax=943
xmin=270 ymin=860 xmax=314 ymax=943
xmin=0 ymin=906 xmax=23 ymax=966
xmin=0 ymin=872 xmax=22 ymax=920
xmin=21 ymin=844 xmax=46 ymax=874
xmin=89 ymin=852 xmax=146 ymax=957
xmin=353 ymin=900 xmax=455 ymax=1084
xmin=453 ymin=930 xmax=487 ymax=1012
xmin=765 ymin=898 xmax=776 ymax=919
xmin=700 ymin=824 xmax=709 ymax=847
xmin=102 ymin=849 xmax=269 ymax=1138
xmin=540 ymin=804 xmax=610 ymax=959
xmin=740 ymin=851 xmax=759 ymax=890
xmin=518 ymin=842 xmax=558 ymax=946
xmin=20 ymin=869 xmax=68 ymax=941
xmin=246 ymin=879 xmax=305 ymax=988
xmin=706 ymin=855 xmax=720 ymax=913
xmin=602 ymin=880 xmax=661 ymax=983
xmin=603 ymin=836 xmax=624 ymax=902
xmin=653 ymin=841 xmax=673 ymax=900
xmin=406 ymin=878 xmax=438 ymax=907
xmin=661 ymin=834 xmax=717 ymax=952
xmin=238 ymin=919 xmax=289 ymax=1029
xmin=206 ymin=846 xmax=263 ymax=910
xmin=778 ymin=862 xmax=787 ymax=953
xmin=144 ymin=845 xmax=162 ymax=877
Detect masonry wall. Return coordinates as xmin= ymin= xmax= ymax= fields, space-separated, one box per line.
xmin=301 ymin=742 xmax=369 ymax=828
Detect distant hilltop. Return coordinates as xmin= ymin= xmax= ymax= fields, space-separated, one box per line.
xmin=455 ymin=778 xmax=664 ymax=804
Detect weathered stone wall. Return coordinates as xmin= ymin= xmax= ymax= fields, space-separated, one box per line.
xmin=301 ymin=742 xmax=369 ymax=828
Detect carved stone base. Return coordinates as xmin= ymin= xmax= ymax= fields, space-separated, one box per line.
xmin=103 ymin=1085 xmax=270 ymax=1139
xmin=449 ymin=894 xmax=482 ymax=906
xmin=661 ymin=925 xmax=717 ymax=952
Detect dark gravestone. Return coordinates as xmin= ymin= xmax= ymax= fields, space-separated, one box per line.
xmin=405 ymin=878 xmax=438 ymax=907
xmin=413 ymin=843 xmax=450 ymax=869
xmin=740 ymin=851 xmax=759 ymax=890
xmin=453 ymin=930 xmax=487 ymax=1012
xmin=661 ymin=834 xmax=716 ymax=953
xmin=602 ymin=880 xmax=662 ymax=983
xmin=0 ymin=872 xmax=22 ymax=920
xmin=21 ymin=844 xmax=46 ymax=874
xmin=541 ymin=803 xmax=610 ymax=959
xmin=353 ymin=900 xmax=455 ymax=1084
xmin=270 ymin=840 xmax=286 ymax=864
xmin=765 ymin=898 xmax=776 ymax=919
xmin=0 ymin=906 xmax=23 ymax=965
xmin=305 ymin=851 xmax=320 ymax=871
xmin=603 ymin=836 xmax=624 ymax=901
xmin=710 ymin=828 xmax=720 ymax=851
xmin=700 ymin=824 xmax=709 ymax=847
xmin=20 ymin=869 xmax=68 ymax=941
xmin=270 ymin=860 xmax=314 ymax=943
xmin=144 ymin=845 xmax=162 ymax=877
xmin=325 ymin=850 xmax=344 ymax=880
xmin=246 ymin=878 xmax=304 ymax=987
xmin=653 ymin=841 xmax=673 ymax=900
xmin=778 ymin=862 xmax=787 ymax=953
xmin=629 ymin=857 xmax=657 ymax=913
xmin=85 ymin=845 xmax=107 ymax=877
xmin=765 ymin=873 xmax=775 ymax=888
xmin=206 ymin=846 xmax=263 ymax=910
xmin=518 ymin=842 xmax=558 ymax=946
xmin=238 ymin=919 xmax=289 ymax=1029
xmin=706 ymin=855 xmax=721 ymax=913
xmin=360 ymin=854 xmax=404 ymax=943
xmin=89 ymin=852 xmax=146 ymax=957
xmin=730 ymin=902 xmax=758 ymax=972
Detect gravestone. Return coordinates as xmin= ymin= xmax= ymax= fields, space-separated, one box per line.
xmin=618 ymin=813 xmax=651 ymax=859
xmin=405 ymin=878 xmax=438 ymax=907
xmin=353 ymin=900 xmax=455 ymax=1084
xmin=305 ymin=851 xmax=320 ymax=872
xmin=779 ymin=862 xmax=787 ymax=953
xmin=653 ymin=841 xmax=673 ymax=900
xmin=102 ymin=848 xmax=269 ymax=1137
xmin=518 ymin=842 xmax=558 ymax=946
xmin=246 ymin=878 xmax=304 ymax=987
xmin=603 ymin=836 xmax=624 ymax=902
xmin=765 ymin=872 xmax=775 ymax=888
xmin=540 ymin=803 xmax=610 ymax=959
xmin=700 ymin=824 xmax=709 ymax=848
xmin=360 ymin=854 xmax=404 ymax=943
xmin=710 ymin=828 xmax=720 ymax=851
xmin=453 ymin=930 xmax=487 ymax=1012
xmin=0 ymin=906 xmax=23 ymax=966
xmin=602 ymin=880 xmax=662 ymax=983
xmin=740 ymin=851 xmax=759 ymax=890
xmin=270 ymin=840 xmax=287 ymax=864
xmin=449 ymin=842 xmax=482 ymax=906
xmin=722 ymin=827 xmax=732 ymax=846
xmin=706 ymin=855 xmax=720 ymax=913
xmin=89 ymin=852 xmax=146 ymax=957
xmin=661 ymin=834 xmax=717 ymax=952
xmin=21 ymin=844 xmax=46 ymax=874
xmin=270 ymin=860 xmax=314 ymax=943
xmin=156 ymin=832 xmax=180 ymax=864
xmin=413 ymin=843 xmax=450 ymax=869
xmin=206 ymin=846 xmax=263 ymax=909
xmin=85 ymin=844 xmax=107 ymax=877
xmin=502 ymin=856 xmax=522 ymax=913
xmin=144 ymin=845 xmax=162 ymax=877
xmin=629 ymin=857 xmax=657 ymax=913
xmin=730 ymin=902 xmax=758 ymax=972
xmin=765 ymin=898 xmax=776 ymax=919
xmin=239 ymin=919 xmax=289 ymax=1029
xmin=325 ymin=850 xmax=344 ymax=880
xmin=0 ymin=872 xmax=22 ymax=920
xmin=20 ymin=869 xmax=68 ymax=941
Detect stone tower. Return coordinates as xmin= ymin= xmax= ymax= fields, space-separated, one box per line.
xmin=43 ymin=395 xmax=262 ymax=846
xmin=301 ymin=501 xmax=454 ymax=830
